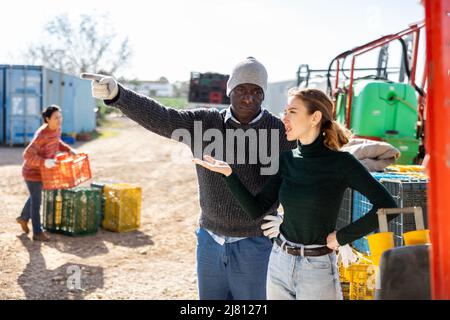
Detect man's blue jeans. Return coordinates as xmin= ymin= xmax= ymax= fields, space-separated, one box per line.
xmin=196 ymin=227 xmax=272 ymax=300
xmin=19 ymin=180 xmax=43 ymax=234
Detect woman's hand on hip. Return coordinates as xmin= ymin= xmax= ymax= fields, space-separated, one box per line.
xmin=326 ymin=231 xmax=340 ymax=251
xmin=192 ymin=155 xmax=232 ymax=177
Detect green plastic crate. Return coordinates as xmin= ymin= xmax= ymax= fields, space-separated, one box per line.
xmin=90 ymin=181 xmax=117 ymax=227
xmin=90 ymin=182 xmax=107 ymax=226
xmin=336 ymin=80 xmax=418 ymax=139
xmin=42 ymin=189 xmax=61 ymax=232
xmin=42 ymin=187 xmax=101 ymax=236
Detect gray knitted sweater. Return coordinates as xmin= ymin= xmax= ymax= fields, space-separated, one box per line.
xmin=105 ymin=86 xmax=295 ymax=237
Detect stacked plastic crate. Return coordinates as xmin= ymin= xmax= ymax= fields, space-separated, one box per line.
xmin=379 ymin=178 xmax=428 ymax=246
xmin=383 ymin=165 xmax=429 ymax=242
xmin=90 ymin=180 xmax=117 ymax=227
xmin=41 ymin=153 xmax=100 ymax=236
xmin=339 ymin=250 xmax=377 ymax=300
xmin=336 ymin=167 xmax=428 ymax=300
xmin=91 ymin=182 xmax=142 ymax=233
xmin=42 ymin=188 xmax=101 ymax=236
xmin=188 ymin=72 xmax=230 ymax=105
xmin=336 ymin=188 xmax=353 ymax=231
xmin=349 ymin=170 xmax=428 ymax=252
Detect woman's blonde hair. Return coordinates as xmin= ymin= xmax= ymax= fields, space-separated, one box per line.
xmin=288 ymin=88 xmax=352 ymax=151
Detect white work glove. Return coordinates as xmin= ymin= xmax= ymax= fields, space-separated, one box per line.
xmin=261 ymin=214 xmax=283 ymax=239
xmin=44 ymin=159 xmax=56 ymax=169
xmin=337 ymin=244 xmax=358 ymax=268
xmin=80 ymin=73 xmax=119 ymax=100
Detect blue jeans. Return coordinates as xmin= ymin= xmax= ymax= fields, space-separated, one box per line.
xmin=196 ymin=227 xmax=272 ymax=300
xmin=267 ymin=237 xmax=343 ymax=300
xmin=19 ymin=180 xmax=43 ymax=234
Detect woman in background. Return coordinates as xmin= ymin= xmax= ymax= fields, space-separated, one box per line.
xmin=17 ymin=105 xmax=76 ymax=241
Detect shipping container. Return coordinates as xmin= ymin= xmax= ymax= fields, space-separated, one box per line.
xmin=43 ymin=69 xmax=96 ymax=135
xmin=1 ymin=65 xmax=43 ymax=145
xmin=0 ymin=68 xmax=4 ymax=143
xmin=0 ymin=65 xmax=96 ymax=145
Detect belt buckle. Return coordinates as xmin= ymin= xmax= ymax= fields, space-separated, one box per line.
xmin=285 ymin=244 xmax=304 ymax=256
xmin=276 ymin=238 xmax=308 ymax=257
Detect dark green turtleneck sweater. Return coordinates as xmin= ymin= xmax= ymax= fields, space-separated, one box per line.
xmin=224 ymin=134 xmax=397 ymax=246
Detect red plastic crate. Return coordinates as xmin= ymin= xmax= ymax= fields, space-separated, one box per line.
xmin=41 ymin=153 xmax=92 ymax=190
xmin=209 ymin=91 xmax=222 ymax=104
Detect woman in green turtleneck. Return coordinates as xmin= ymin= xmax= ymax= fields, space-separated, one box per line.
xmin=193 ymin=88 xmax=397 ymax=300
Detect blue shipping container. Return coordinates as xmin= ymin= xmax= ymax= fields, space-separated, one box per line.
xmin=65 ymin=73 xmax=96 ymax=134
xmin=0 ymin=65 xmax=96 ymax=145
xmin=0 ymin=68 xmax=4 ymax=143
xmin=43 ymin=69 xmax=96 ymax=135
xmin=1 ymin=65 xmax=43 ymax=145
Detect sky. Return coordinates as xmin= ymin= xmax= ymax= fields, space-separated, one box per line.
xmin=0 ymin=0 xmax=424 ymax=83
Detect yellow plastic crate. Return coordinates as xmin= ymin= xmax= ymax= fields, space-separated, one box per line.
xmin=385 ymin=165 xmax=429 ymax=179
xmin=386 ymin=165 xmax=425 ymax=173
xmin=338 ymin=250 xmax=377 ymax=300
xmin=347 ymin=264 xmax=376 ymax=300
xmin=103 ymin=183 xmax=142 ymax=232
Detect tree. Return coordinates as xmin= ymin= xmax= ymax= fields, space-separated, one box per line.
xmin=26 ymin=13 xmax=132 ymax=75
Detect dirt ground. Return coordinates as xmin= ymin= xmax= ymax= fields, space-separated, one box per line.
xmin=0 ymin=116 xmax=201 ymax=300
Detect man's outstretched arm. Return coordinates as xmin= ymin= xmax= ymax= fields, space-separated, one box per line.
xmin=81 ymin=73 xmax=206 ymax=139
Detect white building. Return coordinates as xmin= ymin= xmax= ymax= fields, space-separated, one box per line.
xmin=264 ymin=76 xmax=339 ymax=118
xmin=126 ymin=78 xmax=173 ymax=97
xmin=264 ymin=79 xmax=298 ymax=118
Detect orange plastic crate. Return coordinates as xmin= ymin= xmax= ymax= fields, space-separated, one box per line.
xmin=41 ymin=153 xmax=92 ymax=190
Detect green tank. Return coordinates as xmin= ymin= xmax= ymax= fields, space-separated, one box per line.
xmin=335 ymin=91 xmax=347 ymax=126
xmin=336 ymin=80 xmax=418 ymax=139
xmin=384 ymin=136 xmax=420 ymax=165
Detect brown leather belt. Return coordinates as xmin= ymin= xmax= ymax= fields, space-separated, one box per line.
xmin=275 ymin=237 xmax=333 ymax=257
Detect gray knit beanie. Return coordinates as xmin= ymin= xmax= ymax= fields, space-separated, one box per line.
xmin=226 ymin=57 xmax=268 ymax=97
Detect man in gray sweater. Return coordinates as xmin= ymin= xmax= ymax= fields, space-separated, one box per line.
xmin=82 ymin=57 xmax=295 ymax=299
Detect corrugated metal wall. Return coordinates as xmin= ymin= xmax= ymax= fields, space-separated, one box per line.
xmin=72 ymin=75 xmax=96 ymax=134
xmin=0 ymin=68 xmax=4 ymax=143
xmin=1 ymin=65 xmax=43 ymax=145
xmin=43 ymin=69 xmax=96 ymax=135
xmin=0 ymin=65 xmax=96 ymax=145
